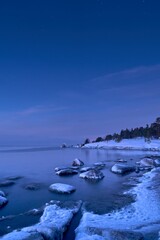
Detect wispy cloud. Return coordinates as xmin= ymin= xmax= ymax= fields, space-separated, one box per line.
xmin=18 ymin=105 xmax=69 ymax=116
xmin=91 ymin=64 xmax=160 ymax=89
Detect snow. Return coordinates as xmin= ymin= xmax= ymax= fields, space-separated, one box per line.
xmin=79 ymin=169 xmax=104 ymax=180
xmin=72 ymin=158 xmax=84 ymax=166
xmin=111 ymin=164 xmax=135 ymax=174
xmin=75 ymin=168 xmax=160 ymax=239
xmin=84 ymin=138 xmax=160 ymax=151
xmin=0 ymin=201 xmax=82 ymax=240
xmin=49 ymin=183 xmax=76 ymax=194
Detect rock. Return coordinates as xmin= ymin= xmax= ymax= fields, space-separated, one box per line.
xmin=0 ymin=181 xmax=15 ymax=187
xmin=6 ymin=176 xmax=23 ymax=181
xmin=0 ymin=191 xmax=6 ymax=197
xmin=55 ymin=166 xmax=79 ymax=172
xmin=56 ymin=168 xmax=78 ymax=176
xmin=93 ymin=162 xmax=106 ymax=169
xmin=79 ymin=169 xmax=104 ymax=180
xmin=0 ymin=196 xmax=8 ymax=208
xmin=111 ymin=164 xmax=135 ymax=174
xmin=1 ymin=201 xmax=81 ymax=240
xmin=49 ymin=183 xmax=76 ymax=194
xmin=25 ymin=183 xmax=41 ymax=191
xmin=154 ymin=159 xmax=160 ymax=167
xmin=116 ymin=159 xmax=127 ymax=163
xmin=72 ymin=158 xmax=84 ymax=166
xmin=80 ymin=167 xmax=94 ymax=173
xmin=140 ymin=158 xmax=155 ymax=167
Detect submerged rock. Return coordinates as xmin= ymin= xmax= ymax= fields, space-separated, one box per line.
xmin=79 ymin=169 xmax=104 ymax=180
xmin=6 ymin=176 xmax=23 ymax=181
xmin=111 ymin=164 xmax=135 ymax=174
xmin=25 ymin=183 xmax=41 ymax=191
xmin=72 ymin=158 xmax=84 ymax=166
xmin=0 ymin=181 xmax=15 ymax=187
xmin=49 ymin=183 xmax=76 ymax=194
xmin=0 ymin=196 xmax=8 ymax=208
xmin=93 ymin=162 xmax=106 ymax=168
xmin=56 ymin=168 xmax=78 ymax=176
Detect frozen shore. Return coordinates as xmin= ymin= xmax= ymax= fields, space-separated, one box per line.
xmin=83 ymin=138 xmax=160 ymax=152
xmin=75 ymin=168 xmax=160 ymax=240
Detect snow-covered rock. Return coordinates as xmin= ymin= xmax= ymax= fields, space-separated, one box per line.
xmin=0 ymin=190 xmax=6 ymax=197
xmin=79 ymin=169 xmax=104 ymax=180
xmin=111 ymin=164 xmax=135 ymax=174
xmin=116 ymin=159 xmax=127 ymax=163
xmin=56 ymin=168 xmax=78 ymax=176
xmin=80 ymin=167 xmax=94 ymax=173
xmin=0 ymin=196 xmax=8 ymax=208
xmin=72 ymin=158 xmax=84 ymax=166
xmin=0 ymin=201 xmax=82 ymax=240
xmin=49 ymin=183 xmax=76 ymax=194
xmin=83 ymin=138 xmax=160 ymax=152
xmin=75 ymin=169 xmax=160 ymax=240
xmin=93 ymin=162 xmax=106 ymax=168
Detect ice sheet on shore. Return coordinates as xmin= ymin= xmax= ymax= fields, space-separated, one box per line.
xmin=75 ymin=168 xmax=160 ymax=239
xmin=0 ymin=201 xmax=82 ymax=240
xmin=83 ymin=137 xmax=160 ymax=151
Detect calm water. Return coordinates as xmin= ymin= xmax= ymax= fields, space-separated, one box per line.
xmin=0 ymin=147 xmax=156 ymax=237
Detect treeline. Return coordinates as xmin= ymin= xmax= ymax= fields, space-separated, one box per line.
xmin=83 ymin=117 xmax=160 ymax=145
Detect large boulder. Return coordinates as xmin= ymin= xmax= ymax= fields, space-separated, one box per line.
xmin=79 ymin=169 xmax=104 ymax=180
xmin=0 ymin=231 xmax=43 ymax=240
xmin=111 ymin=164 xmax=135 ymax=174
xmin=49 ymin=183 xmax=76 ymax=194
xmin=72 ymin=158 xmax=84 ymax=166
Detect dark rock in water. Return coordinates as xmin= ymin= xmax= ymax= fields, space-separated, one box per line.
xmin=6 ymin=176 xmax=23 ymax=181
xmin=55 ymin=166 xmax=79 ymax=172
xmin=0 ymin=181 xmax=15 ymax=187
xmin=79 ymin=169 xmax=104 ymax=180
xmin=0 ymin=196 xmax=8 ymax=208
xmin=111 ymin=164 xmax=135 ymax=174
xmin=72 ymin=158 xmax=84 ymax=166
xmin=116 ymin=159 xmax=127 ymax=163
xmin=49 ymin=183 xmax=76 ymax=194
xmin=25 ymin=183 xmax=41 ymax=191
xmin=56 ymin=168 xmax=78 ymax=176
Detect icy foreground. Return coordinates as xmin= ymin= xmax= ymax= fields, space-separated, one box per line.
xmin=84 ymin=138 xmax=160 ymax=151
xmin=75 ymin=168 xmax=160 ymax=239
xmin=0 ymin=201 xmax=81 ymax=240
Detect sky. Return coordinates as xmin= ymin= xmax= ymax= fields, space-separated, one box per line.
xmin=0 ymin=0 xmax=160 ymax=146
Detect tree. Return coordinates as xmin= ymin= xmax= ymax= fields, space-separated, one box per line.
xmin=95 ymin=137 xmax=104 ymax=142
xmin=84 ymin=138 xmax=90 ymax=145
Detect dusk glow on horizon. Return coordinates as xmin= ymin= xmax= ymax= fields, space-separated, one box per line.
xmin=0 ymin=0 xmax=160 ymax=145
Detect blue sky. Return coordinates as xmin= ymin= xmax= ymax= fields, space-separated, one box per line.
xmin=0 ymin=0 xmax=160 ymax=145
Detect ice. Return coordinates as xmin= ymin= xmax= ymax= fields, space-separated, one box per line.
xmin=49 ymin=183 xmax=76 ymax=194
xmin=76 ymin=168 xmax=160 ymax=239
